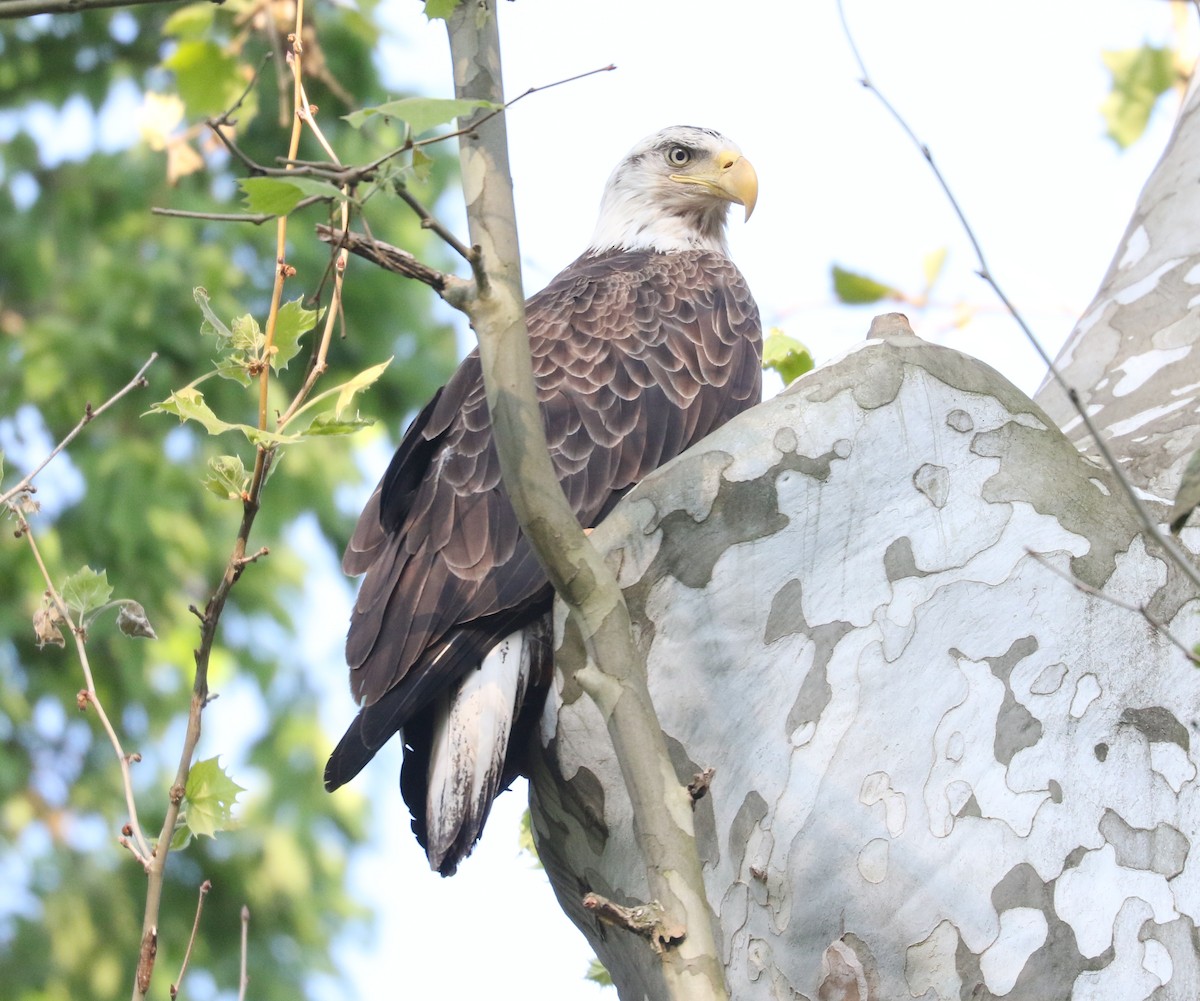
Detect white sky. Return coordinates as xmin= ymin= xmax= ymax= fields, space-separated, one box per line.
xmin=307 ymin=1 xmax=1192 ymax=998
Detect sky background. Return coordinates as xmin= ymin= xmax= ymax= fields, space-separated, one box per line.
xmin=289 ymin=1 xmax=1195 ymax=997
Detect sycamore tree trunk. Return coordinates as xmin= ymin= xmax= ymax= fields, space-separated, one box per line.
xmin=528 ymin=64 xmax=1200 ymax=1001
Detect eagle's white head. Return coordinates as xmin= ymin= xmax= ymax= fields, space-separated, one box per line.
xmin=587 ymin=125 xmax=758 ymax=257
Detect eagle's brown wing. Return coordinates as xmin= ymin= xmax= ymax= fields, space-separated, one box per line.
xmin=324 ymin=249 xmax=761 ymax=793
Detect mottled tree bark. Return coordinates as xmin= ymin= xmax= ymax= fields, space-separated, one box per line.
xmin=530 ymin=51 xmax=1200 ymax=1001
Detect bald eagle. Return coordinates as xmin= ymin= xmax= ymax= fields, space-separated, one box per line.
xmin=326 ymin=126 xmax=763 ymax=875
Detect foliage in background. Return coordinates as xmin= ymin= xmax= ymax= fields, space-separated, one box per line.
xmin=0 ymin=3 xmax=459 ymax=998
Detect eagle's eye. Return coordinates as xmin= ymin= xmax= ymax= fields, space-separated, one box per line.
xmin=666 ymin=146 xmax=692 ymax=167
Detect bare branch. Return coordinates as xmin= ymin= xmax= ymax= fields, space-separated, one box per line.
xmin=16 ymin=512 xmax=153 ymax=862
xmin=169 ymin=880 xmax=212 ymax=1000
xmin=444 ymin=6 xmax=726 ymax=998
xmin=0 ymin=354 xmax=157 ymax=508
xmin=237 ymin=906 xmax=250 ymax=1001
xmin=583 ymin=893 xmax=684 ymax=954
xmin=315 ymin=224 xmax=458 ymax=293
xmin=0 ymin=0 xmax=206 ymax=18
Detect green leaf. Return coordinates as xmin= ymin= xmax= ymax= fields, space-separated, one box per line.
xmin=183 ymin=757 xmax=245 ymax=839
xmin=231 ymin=312 xmax=263 ymax=353
xmin=300 ymin=413 xmax=375 ymax=437
xmin=335 ymin=358 xmax=392 ymax=418
xmin=831 ymin=265 xmax=898 ymax=305
xmin=762 ymin=329 xmax=814 ymax=386
xmin=214 ymin=356 xmax=254 ymax=386
xmin=585 ymin=958 xmax=613 ymax=987
xmin=238 ymin=177 xmax=346 ymax=217
xmin=194 ymin=286 xmax=232 ymax=342
xmin=204 ymin=454 xmax=251 ymax=500
xmin=921 ymin=247 xmax=948 ymax=290
xmin=343 ymin=97 xmax=500 ymax=133
xmin=163 ymin=40 xmax=253 ymax=120
xmin=61 ymin=567 xmax=112 ymax=621
xmin=1169 ymin=444 xmax=1200 ymax=533
xmin=423 ymin=0 xmax=461 ymax=20
xmin=410 ymin=146 xmax=434 ymax=184
xmin=1101 ymin=45 xmax=1177 ymax=149
xmin=271 ymin=298 xmax=322 ymax=372
xmin=150 ymin=388 xmax=302 ymax=445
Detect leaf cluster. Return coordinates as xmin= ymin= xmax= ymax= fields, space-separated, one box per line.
xmin=0 ymin=4 xmax=461 ymax=998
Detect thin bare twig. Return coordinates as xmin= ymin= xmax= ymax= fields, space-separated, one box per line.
xmin=150 ymin=197 xmax=323 ymax=225
xmin=15 ymin=511 xmax=153 ymax=863
xmin=237 ymin=906 xmax=250 ymax=1001
xmin=0 ymin=0 xmax=201 ymax=17
xmin=1027 ymin=549 xmax=1200 ymax=665
xmin=835 ymin=0 xmax=1200 ymax=593
xmin=169 ymin=880 xmax=212 ymax=1000
xmin=0 ymin=354 xmax=157 ymax=508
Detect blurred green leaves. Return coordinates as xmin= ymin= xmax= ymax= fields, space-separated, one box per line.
xmin=0 ymin=2 xmax=459 ymax=998
xmin=1102 ymin=44 xmax=1178 ymax=149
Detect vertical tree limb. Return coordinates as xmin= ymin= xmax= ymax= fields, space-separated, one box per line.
xmin=442 ymin=3 xmax=727 ymax=998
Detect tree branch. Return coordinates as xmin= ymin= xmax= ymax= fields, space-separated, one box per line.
xmin=0 ymin=0 xmax=210 ymax=17
xmin=443 ymin=5 xmax=726 ymax=998
xmin=0 ymin=353 xmax=157 ymax=508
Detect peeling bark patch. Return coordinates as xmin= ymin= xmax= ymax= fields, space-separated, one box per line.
xmin=557 ymin=765 xmax=609 ymax=856
xmin=883 ymin=537 xmax=931 ymax=582
xmin=975 ymin=420 xmax=1137 ymax=587
xmin=963 ymin=863 xmax=1110 ymax=999
xmin=984 ymin=636 xmax=1043 ymax=766
xmin=729 ymin=791 xmax=768 ymax=880
xmin=1138 ymin=913 xmax=1200 ymax=1000
xmin=1048 ymin=779 xmax=1062 ymax=804
xmin=947 ymin=408 xmax=975 ymax=433
xmin=913 ymin=463 xmax=949 ymax=508
xmin=648 ymin=448 xmax=835 ymax=590
xmin=1095 ymin=743 xmax=1109 ymax=762
xmin=955 ymin=792 xmax=982 ymax=820
xmin=765 ymin=578 xmax=808 ymax=644
xmin=1098 ymin=809 xmax=1189 ymax=878
xmin=1029 ymin=661 xmax=1067 ymax=695
xmin=1121 ymin=705 xmax=1190 ymax=752
xmin=905 ymin=921 xmax=962 ymax=999
xmin=784 ymin=620 xmax=852 ymax=742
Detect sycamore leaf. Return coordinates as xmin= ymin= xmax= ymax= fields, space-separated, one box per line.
xmin=1169 ymin=444 xmax=1200 ymax=533
xmin=214 ymin=356 xmax=254 ymax=386
xmin=150 ymin=388 xmax=302 ymax=445
xmin=343 ymin=97 xmax=500 ymax=133
xmin=238 ymin=177 xmax=346 ymax=217
xmin=762 ymin=329 xmax=814 ymax=386
xmin=423 ymin=0 xmax=461 ymax=20
xmin=410 ymin=146 xmax=434 ymax=184
xmin=183 ymin=757 xmax=244 ymax=839
xmin=61 ymin=567 xmax=113 ymax=621
xmin=335 ymin=358 xmax=392 ymax=418
xmin=271 ymin=298 xmax=321 ymax=372
xmin=831 ymin=265 xmax=899 ymax=305
xmin=231 ymin=312 xmax=263 ymax=353
xmin=170 ymin=824 xmax=193 ymax=852
xmin=1101 ymin=45 xmax=1177 ymax=149
xmin=116 ymin=601 xmax=157 ymax=639
xmin=204 ymin=454 xmax=251 ymax=500
xmin=585 ymin=959 xmax=614 ymax=987
xmin=300 ymin=413 xmax=375 ymax=437
xmin=194 ymin=287 xmax=232 ymax=341
xmin=163 ymin=40 xmax=254 ymax=120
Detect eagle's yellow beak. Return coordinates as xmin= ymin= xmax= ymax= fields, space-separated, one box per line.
xmin=671 ymin=150 xmax=758 ymax=221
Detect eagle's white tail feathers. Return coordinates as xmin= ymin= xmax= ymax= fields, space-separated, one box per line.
xmin=426 ymin=629 xmax=531 ymax=874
